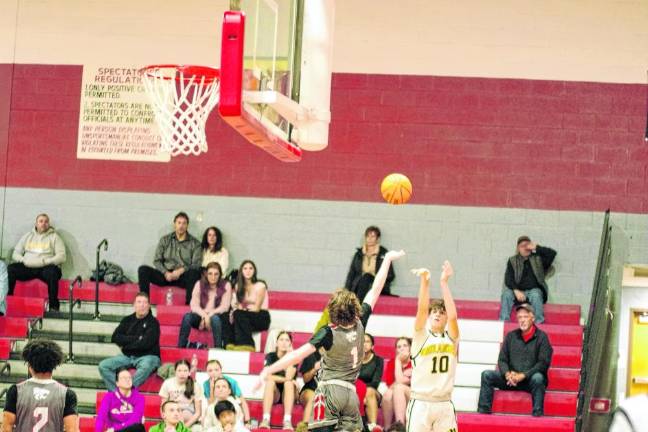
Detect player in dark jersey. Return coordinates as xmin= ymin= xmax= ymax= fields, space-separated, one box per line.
xmin=256 ymin=249 xmax=405 ymax=432
xmin=3 ymin=339 xmax=78 ymax=432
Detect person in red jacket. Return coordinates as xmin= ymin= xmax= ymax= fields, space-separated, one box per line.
xmin=382 ymin=337 xmax=413 ymax=428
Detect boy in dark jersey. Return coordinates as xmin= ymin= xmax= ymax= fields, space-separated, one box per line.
xmin=257 ymin=249 xmax=405 ymax=432
xmin=2 ymin=339 xmax=78 ymax=432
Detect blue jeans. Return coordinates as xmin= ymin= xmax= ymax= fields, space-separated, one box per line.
xmin=98 ymin=354 xmax=160 ymax=391
xmin=478 ymin=370 xmax=546 ymax=416
xmin=178 ymin=312 xmax=223 ymax=348
xmin=499 ymin=287 xmax=544 ymax=323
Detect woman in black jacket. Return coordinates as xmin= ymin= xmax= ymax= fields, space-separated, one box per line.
xmin=345 ymin=226 xmax=395 ymax=299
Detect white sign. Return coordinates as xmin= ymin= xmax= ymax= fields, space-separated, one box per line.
xmin=77 ymin=65 xmax=170 ymax=162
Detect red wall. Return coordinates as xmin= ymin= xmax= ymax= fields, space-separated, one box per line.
xmin=1 ymin=64 xmax=646 ymax=213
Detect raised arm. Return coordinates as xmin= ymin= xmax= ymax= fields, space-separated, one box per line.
xmin=255 ymin=343 xmax=316 ymax=392
xmin=363 ymin=250 xmax=405 ymax=310
xmin=412 ymin=268 xmax=431 ymax=332
xmin=439 ymin=261 xmax=459 ymax=341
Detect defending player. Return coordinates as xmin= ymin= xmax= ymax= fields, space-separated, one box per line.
xmin=256 ymin=249 xmax=405 ymax=431
xmin=2 ymin=339 xmax=79 ymax=432
xmin=408 ymin=261 xmax=459 ymax=432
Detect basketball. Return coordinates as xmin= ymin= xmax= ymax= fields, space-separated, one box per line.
xmin=381 ymin=173 xmax=412 ymax=205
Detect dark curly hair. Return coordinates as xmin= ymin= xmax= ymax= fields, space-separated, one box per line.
xmin=22 ymin=339 xmax=64 ymax=373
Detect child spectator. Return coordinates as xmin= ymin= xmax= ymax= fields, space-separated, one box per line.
xmin=359 ymin=333 xmax=384 ymax=431
xmin=95 ymin=367 xmax=145 ymax=432
xmin=298 ymin=349 xmax=321 ymax=424
xmin=149 ymin=400 xmax=191 ymax=432
xmin=159 ymin=360 xmax=204 ymax=429
xmin=260 ymin=331 xmax=297 ymax=430
xmin=207 ymin=400 xmax=249 ymax=432
xmin=203 ymin=378 xmax=246 ymax=430
xmin=203 ymin=360 xmax=250 ymax=426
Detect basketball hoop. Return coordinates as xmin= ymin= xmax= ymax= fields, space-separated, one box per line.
xmin=139 ymin=64 xmax=220 ymax=156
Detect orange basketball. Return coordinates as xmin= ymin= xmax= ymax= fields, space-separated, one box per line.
xmin=381 ymin=173 xmax=412 ymax=205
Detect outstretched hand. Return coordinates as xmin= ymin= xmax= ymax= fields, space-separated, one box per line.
xmin=386 ymin=249 xmax=406 ymax=261
xmin=411 ymin=268 xmax=431 ymax=281
xmin=440 ymin=260 xmax=453 ymax=283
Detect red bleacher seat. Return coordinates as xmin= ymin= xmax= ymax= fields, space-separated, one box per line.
xmin=79 ymin=417 xmax=156 ymax=432
xmin=14 ymin=280 xmax=186 ymax=305
xmin=5 ymin=296 xmax=46 ymax=318
xmin=0 ymin=317 xmax=29 ymax=338
xmin=547 ymin=367 xmax=580 ymax=392
xmin=552 ymin=345 xmax=582 ymax=369
xmin=155 ymin=305 xmax=190 ymax=324
xmin=13 ymin=279 xmax=56 ymax=299
xmin=458 ymin=413 xmax=575 ymax=432
xmin=492 ymin=390 xmax=577 ymax=417
xmin=268 ymin=292 xmax=581 ymax=324
xmin=0 ymin=338 xmax=12 ymax=360
xmin=137 ymin=373 xmax=164 ymax=393
xmin=160 ymin=347 xmax=210 ymax=369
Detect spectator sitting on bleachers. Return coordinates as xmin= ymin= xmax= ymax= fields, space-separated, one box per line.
xmin=221 ymin=260 xmax=270 ymax=352
xmin=202 ymin=378 xmax=248 ymax=431
xmin=500 ymin=236 xmax=556 ymax=324
xmin=95 ymin=366 xmax=146 ymax=432
xmin=203 ymin=360 xmax=251 ymax=426
xmin=179 ymin=262 xmax=232 ymax=349
xmin=260 ymin=331 xmax=297 ymax=430
xmin=138 ymin=211 xmax=202 ymax=305
xmin=298 ymin=348 xmax=322 ymax=425
xmin=478 ymin=303 xmax=553 ymax=417
xmin=381 ymin=337 xmax=412 ymax=429
xmin=7 ymin=213 xmax=66 ymax=311
xmin=149 ymin=400 xmax=191 ymax=432
xmin=160 ymin=359 xmax=204 ymax=430
xmin=206 ymin=400 xmax=250 ymax=432
xmin=98 ymin=292 xmax=161 ymax=391
xmin=0 ymin=259 xmax=7 ymax=316
xmin=359 ymin=333 xmax=384 ymax=431
xmin=345 ymin=226 xmax=396 ymax=300
xmin=201 ymin=227 xmax=229 ymax=273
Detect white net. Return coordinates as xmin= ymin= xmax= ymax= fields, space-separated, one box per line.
xmin=140 ymin=65 xmax=220 ymax=156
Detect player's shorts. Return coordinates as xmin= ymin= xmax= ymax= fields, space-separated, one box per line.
xmin=309 ymin=380 xmax=363 ymax=432
xmin=406 ymin=399 xmax=457 ymax=432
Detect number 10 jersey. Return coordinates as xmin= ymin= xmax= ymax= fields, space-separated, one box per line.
xmin=410 ymin=329 xmax=458 ymax=402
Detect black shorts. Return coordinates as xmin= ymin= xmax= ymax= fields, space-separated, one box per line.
xmin=300 ymin=381 xmax=317 ymax=397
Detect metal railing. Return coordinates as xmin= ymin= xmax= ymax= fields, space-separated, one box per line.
xmin=576 ymin=209 xmax=612 ymax=431
xmin=0 ymin=361 xmax=10 ymax=377
xmin=94 ymin=238 xmax=108 ymax=320
xmin=66 ymin=276 xmax=82 ymax=363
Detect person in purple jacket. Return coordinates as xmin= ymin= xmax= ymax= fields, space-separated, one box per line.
xmin=95 ymin=367 xmax=146 ymax=432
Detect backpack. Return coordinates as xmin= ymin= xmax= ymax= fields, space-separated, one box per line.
xmin=91 ymin=260 xmax=131 ymax=285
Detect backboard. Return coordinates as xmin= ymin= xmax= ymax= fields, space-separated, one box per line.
xmin=220 ymin=0 xmax=334 ymax=161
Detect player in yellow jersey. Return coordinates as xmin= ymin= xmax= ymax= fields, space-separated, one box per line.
xmin=407 ymin=261 xmax=458 ymax=432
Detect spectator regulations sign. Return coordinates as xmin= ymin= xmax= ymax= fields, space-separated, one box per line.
xmin=76 ymin=65 xmax=170 ymax=162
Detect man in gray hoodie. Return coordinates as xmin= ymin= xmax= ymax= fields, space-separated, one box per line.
xmin=7 ymin=213 xmax=66 ymax=311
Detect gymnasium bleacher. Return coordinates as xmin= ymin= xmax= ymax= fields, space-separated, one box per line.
xmin=0 ymin=277 xmax=583 ymax=431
